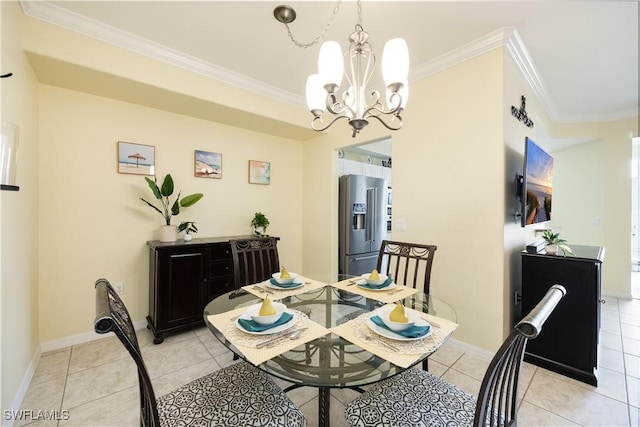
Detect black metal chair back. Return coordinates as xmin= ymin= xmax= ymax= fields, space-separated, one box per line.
xmin=94 ymin=278 xmax=160 ymax=427
xmin=474 ymin=284 xmax=566 ymax=426
xmin=230 ymin=237 xmax=280 ymax=289
xmin=344 ymin=284 xmax=566 ymax=427
xmin=377 ymin=240 xmax=437 ymax=294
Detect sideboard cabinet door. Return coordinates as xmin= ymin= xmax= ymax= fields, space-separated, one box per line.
xmin=148 ymin=245 xmax=206 ymax=343
xmin=147 ymin=235 xmax=272 ymax=344
xmin=521 ymin=245 xmax=604 ymax=386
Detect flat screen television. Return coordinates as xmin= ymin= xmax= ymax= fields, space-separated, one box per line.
xmin=521 ymin=137 xmax=553 ymax=227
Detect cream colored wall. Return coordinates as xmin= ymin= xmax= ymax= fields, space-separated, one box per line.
xmin=551 ymin=119 xmax=637 ymax=298
xmin=553 ymin=139 xmax=606 ymax=245
xmin=38 ymin=85 xmax=304 ymax=342
xmin=1 ymin=0 xmax=40 ymax=413
xmin=303 ymin=49 xmax=508 ymax=352
xmin=22 ymin=15 xmax=314 ymax=141
xmin=502 ymin=55 xmax=553 ymax=327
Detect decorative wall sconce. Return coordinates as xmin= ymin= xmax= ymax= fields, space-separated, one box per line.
xmin=1 ymin=72 xmax=19 ymax=190
xmin=511 ymin=95 xmax=534 ymax=128
xmin=1 ymin=122 xmax=20 ymax=191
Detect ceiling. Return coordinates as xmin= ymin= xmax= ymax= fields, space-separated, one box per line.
xmin=21 ymin=1 xmax=639 ymax=150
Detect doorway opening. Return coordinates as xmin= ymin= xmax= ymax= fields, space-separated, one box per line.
xmin=631 ymin=136 xmax=639 ymax=298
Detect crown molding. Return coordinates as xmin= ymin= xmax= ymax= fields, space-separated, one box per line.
xmin=412 ymin=27 xmax=511 ymax=81
xmin=504 ymin=28 xmax=560 ymax=121
xmin=24 ymin=2 xmax=628 ymax=123
xmin=20 ymin=0 xmax=304 ymax=107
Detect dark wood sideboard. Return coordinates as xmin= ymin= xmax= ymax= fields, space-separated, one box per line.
xmin=521 ymin=245 xmax=605 ymax=385
xmin=147 ymin=235 xmax=260 ymax=344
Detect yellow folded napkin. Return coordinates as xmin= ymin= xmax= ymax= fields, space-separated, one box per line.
xmin=243 ymin=276 xmax=328 ymax=300
xmin=331 ymin=278 xmax=419 ymax=304
xmin=207 ymin=307 xmax=330 ymax=365
xmin=330 ymin=306 xmax=458 ymax=368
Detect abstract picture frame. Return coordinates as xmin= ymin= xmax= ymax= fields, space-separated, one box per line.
xmin=248 ymin=160 xmax=270 ymax=185
xmin=195 ymin=150 xmax=222 ymax=179
xmin=118 ymin=141 xmax=155 ymax=175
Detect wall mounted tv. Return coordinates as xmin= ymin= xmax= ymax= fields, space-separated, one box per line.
xmin=521 ymin=137 xmax=553 ymax=227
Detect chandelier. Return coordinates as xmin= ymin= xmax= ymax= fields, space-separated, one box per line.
xmin=274 ymin=1 xmax=409 ymax=137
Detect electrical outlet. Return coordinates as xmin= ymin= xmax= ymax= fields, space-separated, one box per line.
xmin=113 ymin=282 xmax=124 ymax=295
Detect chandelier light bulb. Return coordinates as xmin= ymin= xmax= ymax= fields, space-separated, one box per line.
xmin=382 ymin=38 xmax=409 ymax=87
xmin=318 ymin=41 xmax=344 ymax=91
xmin=306 ymin=74 xmax=326 ymax=114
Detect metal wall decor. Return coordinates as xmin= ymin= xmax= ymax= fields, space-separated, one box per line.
xmin=511 ymin=95 xmax=534 ymax=128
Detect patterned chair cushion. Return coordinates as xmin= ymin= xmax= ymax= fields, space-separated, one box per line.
xmin=158 ymin=361 xmax=306 ymax=427
xmin=344 ymin=368 xmax=476 ymax=427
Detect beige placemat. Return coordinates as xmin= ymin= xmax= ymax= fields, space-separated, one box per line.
xmin=207 ymin=306 xmax=330 ymax=365
xmin=330 ymin=305 xmax=458 ymax=368
xmin=242 ymin=276 xmax=328 ymax=300
xmin=331 ymin=278 xmax=419 ymax=304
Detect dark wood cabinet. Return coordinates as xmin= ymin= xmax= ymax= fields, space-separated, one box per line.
xmin=147 ymin=235 xmax=254 ymax=344
xmin=521 ymin=245 xmax=604 ymax=385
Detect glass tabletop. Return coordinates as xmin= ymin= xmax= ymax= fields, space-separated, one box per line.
xmin=203 ymin=280 xmax=456 ymax=390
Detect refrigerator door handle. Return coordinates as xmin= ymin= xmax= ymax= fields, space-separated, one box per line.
xmin=366 ymin=187 xmax=377 ymax=242
xmin=351 ymin=254 xmax=378 ymax=262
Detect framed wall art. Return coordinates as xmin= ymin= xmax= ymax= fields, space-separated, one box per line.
xmin=195 ymin=150 xmax=222 ymax=179
xmin=248 ymin=160 xmax=270 ymax=185
xmin=118 ymin=141 xmax=155 ymax=175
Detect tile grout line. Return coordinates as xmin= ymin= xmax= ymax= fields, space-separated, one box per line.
xmin=616 ymin=297 xmax=635 ymax=427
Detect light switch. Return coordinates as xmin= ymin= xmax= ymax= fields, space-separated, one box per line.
xmin=396 ymin=219 xmax=406 ymax=231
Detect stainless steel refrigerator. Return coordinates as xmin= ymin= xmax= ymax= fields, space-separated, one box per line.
xmin=339 ymin=175 xmax=389 ymax=276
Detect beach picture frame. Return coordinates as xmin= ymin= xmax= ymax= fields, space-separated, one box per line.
xmin=248 ymin=160 xmax=270 ymax=185
xmin=118 ymin=141 xmax=155 ymax=175
xmin=195 ymin=150 xmax=222 ymax=179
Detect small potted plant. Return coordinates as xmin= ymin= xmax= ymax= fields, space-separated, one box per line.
xmin=541 ymin=230 xmax=574 ymax=256
xmin=251 ymin=212 xmax=270 ymax=236
xmin=140 ymin=174 xmax=203 ymax=242
xmin=178 ymin=221 xmax=198 ymax=241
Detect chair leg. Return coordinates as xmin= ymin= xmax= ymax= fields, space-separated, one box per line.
xmin=422 ymin=358 xmax=429 ymax=371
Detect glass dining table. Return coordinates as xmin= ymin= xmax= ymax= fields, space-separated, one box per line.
xmin=203 ymin=275 xmax=457 ymax=427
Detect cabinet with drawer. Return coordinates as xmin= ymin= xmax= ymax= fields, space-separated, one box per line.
xmin=146 ymin=235 xmax=255 ymax=344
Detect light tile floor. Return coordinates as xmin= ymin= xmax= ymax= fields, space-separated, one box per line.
xmin=15 ymin=295 xmax=640 ymax=427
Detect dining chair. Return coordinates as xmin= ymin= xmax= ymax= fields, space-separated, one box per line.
xmin=344 ymin=284 xmax=567 ymax=427
xmin=230 ymin=237 xmax=280 ymax=290
xmin=377 ymin=240 xmax=438 ymax=294
xmin=94 ymin=278 xmax=306 ymax=427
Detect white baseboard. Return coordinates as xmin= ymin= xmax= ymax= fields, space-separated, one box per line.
xmin=447 ymin=337 xmax=494 ymax=359
xmin=602 ymin=289 xmax=633 ymax=301
xmin=4 ymin=348 xmax=41 ymax=427
xmin=39 ymin=319 xmax=148 ymax=353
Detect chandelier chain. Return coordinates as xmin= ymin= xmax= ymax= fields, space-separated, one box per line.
xmin=283 ymin=0 xmax=342 ymax=49
xmin=357 ymin=0 xmax=362 ymax=27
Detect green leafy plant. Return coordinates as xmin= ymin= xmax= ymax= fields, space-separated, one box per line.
xmin=140 ymin=174 xmax=203 ymax=225
xmin=251 ymin=212 xmax=270 ymax=235
xmin=178 ymin=221 xmax=198 ymax=235
xmin=541 ymin=230 xmax=575 ymax=256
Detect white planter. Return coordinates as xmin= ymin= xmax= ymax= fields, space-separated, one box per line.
xmin=184 ymin=234 xmax=193 ymax=241
xmin=545 ymin=244 xmax=558 ymax=255
xmin=159 ymin=225 xmax=178 ymax=242
xmin=253 ymin=226 xmax=265 ymax=236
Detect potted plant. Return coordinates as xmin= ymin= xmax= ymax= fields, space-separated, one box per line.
xmin=178 ymin=221 xmax=198 ymax=241
xmin=541 ymin=230 xmax=574 ymax=256
xmin=140 ymin=174 xmax=203 ymax=242
xmin=251 ymin=212 xmax=269 ymax=236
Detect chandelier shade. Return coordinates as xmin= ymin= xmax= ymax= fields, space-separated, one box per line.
xmin=382 ymin=38 xmax=410 ymax=88
xmin=318 ymin=41 xmax=344 ymax=89
xmin=305 ymin=74 xmax=326 ymax=113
